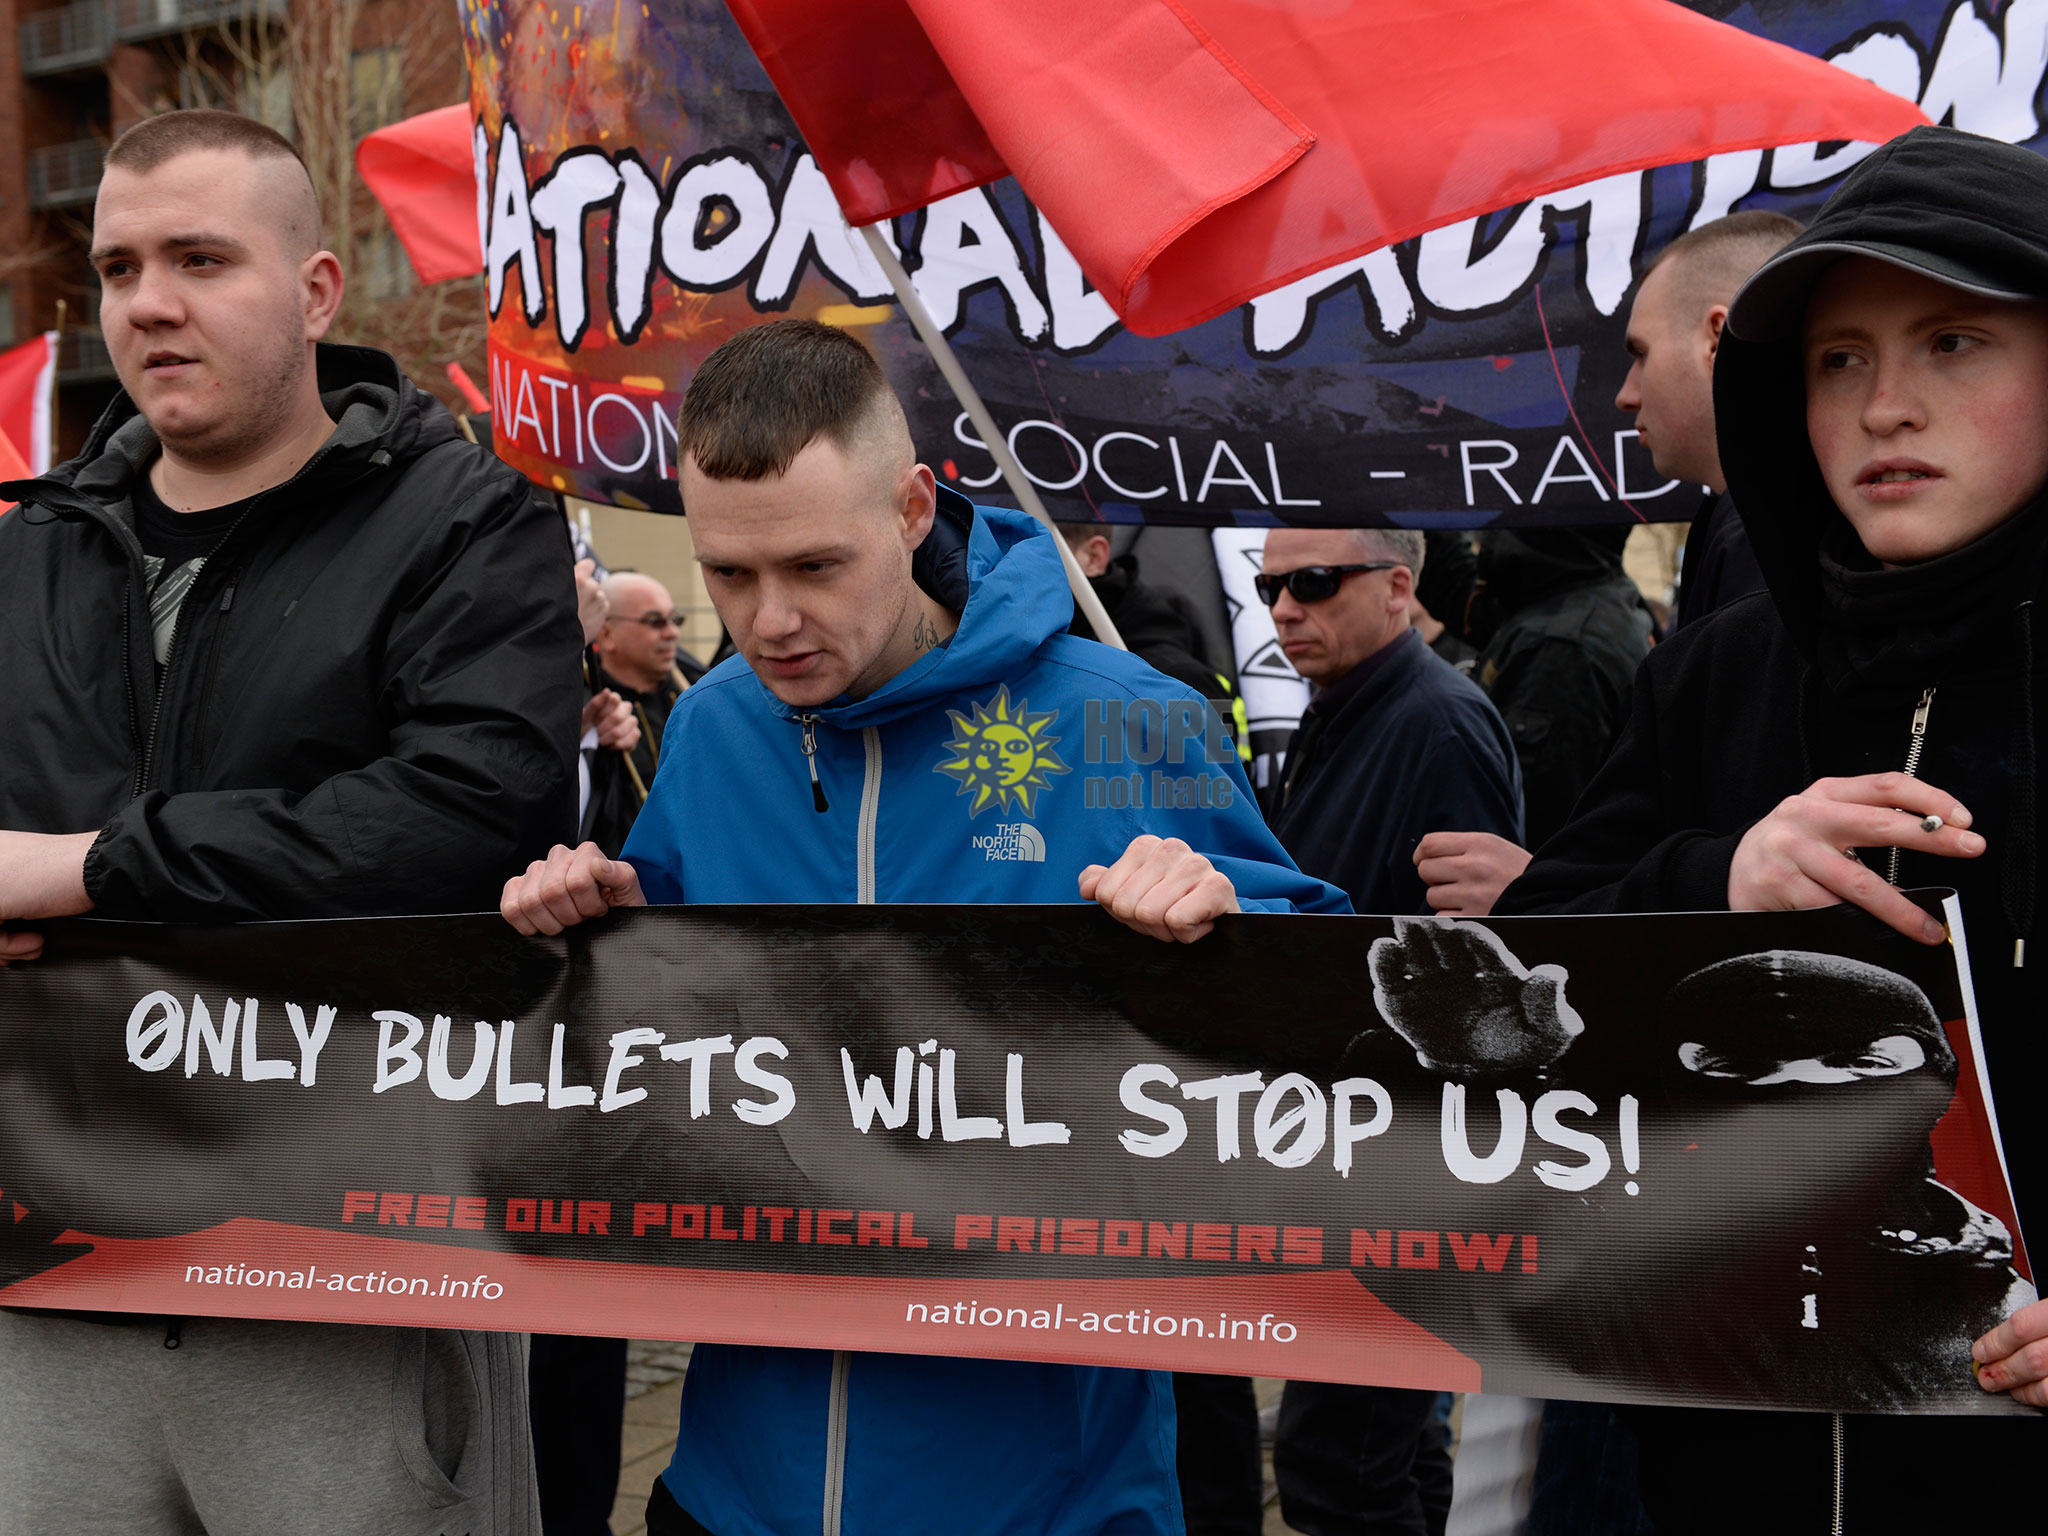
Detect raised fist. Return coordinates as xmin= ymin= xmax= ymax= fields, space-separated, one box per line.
xmin=1367 ymin=916 xmax=1583 ymax=1077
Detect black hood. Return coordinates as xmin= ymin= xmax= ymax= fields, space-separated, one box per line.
xmin=1474 ymin=526 xmax=1630 ymax=611
xmin=1714 ymin=126 xmax=2048 ymax=703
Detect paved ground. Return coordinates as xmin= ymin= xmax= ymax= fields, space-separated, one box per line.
xmin=607 ymin=1343 xmax=1300 ymax=1535
xmin=611 ymin=1340 xmax=693 ymax=1536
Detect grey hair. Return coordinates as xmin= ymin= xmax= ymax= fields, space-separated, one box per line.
xmin=1354 ymin=526 xmax=1424 ymax=574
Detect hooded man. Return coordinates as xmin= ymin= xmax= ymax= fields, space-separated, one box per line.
xmin=1467 ymin=527 xmax=1654 ymax=850
xmin=1496 ymin=125 xmax=2048 ymax=1529
xmin=0 ymin=110 xmax=580 ymax=1534
xmin=1058 ymin=523 xmax=1227 ymax=702
xmin=1407 ymin=528 xmax=1651 ymax=921
xmin=501 ymin=318 xmax=1346 ymax=1536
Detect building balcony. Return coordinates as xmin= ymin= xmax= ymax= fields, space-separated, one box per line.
xmin=111 ymin=0 xmax=288 ymax=44
xmin=18 ymin=1 xmax=114 ymax=76
xmin=27 ymin=139 xmax=105 ymax=209
xmin=58 ymin=329 xmax=118 ymax=385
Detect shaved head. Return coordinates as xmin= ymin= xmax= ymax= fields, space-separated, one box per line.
xmin=600 ymin=572 xmax=670 ymax=614
xmin=105 ymin=109 xmax=325 ymax=256
xmin=257 ymin=155 xmax=327 ymax=259
xmin=1644 ymin=210 xmax=1803 ymax=330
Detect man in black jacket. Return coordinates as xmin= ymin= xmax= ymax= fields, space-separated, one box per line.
xmin=1258 ymin=524 xmax=1521 ymax=1536
xmin=0 ymin=111 xmax=579 ymax=1533
xmin=1469 ymin=527 xmax=1653 ymax=850
xmin=1060 ymin=522 xmax=1226 ymax=699
xmin=1414 ymin=217 xmax=1803 ymax=925
xmin=1265 ymin=526 xmax=1523 ymax=912
xmin=1498 ymin=125 xmax=2047 ymax=1530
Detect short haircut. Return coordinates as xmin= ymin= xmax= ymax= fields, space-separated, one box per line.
xmin=103 ymin=109 xmax=323 ymax=246
xmin=1057 ymin=522 xmax=1112 ymax=551
xmin=1356 ymin=526 xmax=1425 ymax=575
xmin=678 ymin=319 xmax=903 ymax=481
xmin=1645 ymin=210 xmax=1805 ymax=317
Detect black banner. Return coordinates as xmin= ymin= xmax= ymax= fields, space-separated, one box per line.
xmin=462 ymin=0 xmax=2048 ymax=524
xmin=0 ymin=901 xmax=2031 ymax=1413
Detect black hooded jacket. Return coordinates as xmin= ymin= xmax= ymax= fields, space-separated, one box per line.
xmin=1496 ymin=152 xmax=2044 ymax=1243
xmin=0 ymin=344 xmax=583 ymax=921
xmin=1068 ymin=552 xmax=1221 ymax=700
xmin=1470 ymin=528 xmax=1654 ymax=849
xmin=1497 ymin=125 xmax=2048 ymax=1523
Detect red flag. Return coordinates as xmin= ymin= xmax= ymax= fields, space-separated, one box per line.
xmin=356 ymin=105 xmax=484 ymax=284
xmin=0 ymin=428 xmax=33 ymax=513
xmin=726 ymin=0 xmax=1929 ymax=336
xmin=0 ymin=331 xmax=57 ymax=511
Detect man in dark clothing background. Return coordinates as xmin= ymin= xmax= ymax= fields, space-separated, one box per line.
xmin=1470 ymin=527 xmax=1654 ymax=850
xmin=1616 ymin=209 xmax=1802 ymax=630
xmin=582 ymin=570 xmax=705 ymax=855
xmin=1498 ymin=125 xmax=2048 ymax=1532
xmin=1265 ymin=526 xmax=1523 ymax=911
xmin=1415 ymin=212 xmax=1802 ymax=923
xmin=1060 ymin=521 xmax=1226 ymax=699
xmin=1255 ymin=523 xmax=1520 ymax=1536
xmin=0 ymin=110 xmax=580 ymax=1534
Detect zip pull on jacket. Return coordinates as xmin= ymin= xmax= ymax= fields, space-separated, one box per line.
xmin=798 ymin=714 xmax=829 ymax=812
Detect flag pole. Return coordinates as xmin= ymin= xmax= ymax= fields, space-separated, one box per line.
xmin=857 ymin=222 xmax=1126 ymax=651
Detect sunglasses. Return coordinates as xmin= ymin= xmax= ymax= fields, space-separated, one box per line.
xmin=1253 ymin=563 xmax=1403 ymax=607
xmin=616 ymin=610 xmax=686 ymax=630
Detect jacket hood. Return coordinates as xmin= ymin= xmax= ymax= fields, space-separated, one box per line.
xmin=5 ymin=343 xmax=458 ymax=515
xmin=1475 ymin=527 xmax=1630 ymax=610
xmin=755 ymin=485 xmax=1076 ymax=728
xmin=1714 ymin=126 xmax=2048 ymax=695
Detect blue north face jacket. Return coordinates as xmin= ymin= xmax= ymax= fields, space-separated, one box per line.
xmin=625 ymin=489 xmax=1346 ymax=1536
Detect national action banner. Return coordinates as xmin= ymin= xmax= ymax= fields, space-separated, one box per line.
xmin=0 ymin=901 xmax=2032 ymax=1414
xmin=456 ymin=0 xmax=2048 ymax=524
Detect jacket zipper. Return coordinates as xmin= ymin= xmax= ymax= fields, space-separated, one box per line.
xmin=1834 ymin=686 xmax=1937 ymax=1523
xmin=192 ymin=569 xmax=241 ymax=755
xmin=121 ymin=599 xmax=143 ymax=798
xmin=856 ymin=727 xmax=882 ymax=904
xmin=136 ymin=538 xmax=239 ymax=797
xmin=1883 ymin=687 xmax=1936 ymax=885
xmin=821 ymin=727 xmax=884 ymax=1532
xmin=132 ymin=438 xmax=380 ymax=798
xmin=798 ymin=714 xmax=829 ymax=812
xmin=1831 ymin=1411 xmax=1845 ymax=1536
xmin=822 ymin=1348 xmax=852 ymax=1536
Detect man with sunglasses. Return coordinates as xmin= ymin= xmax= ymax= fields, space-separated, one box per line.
xmin=1261 ymin=527 xmax=1522 ymax=916
xmin=584 ymin=572 xmax=708 ymax=850
xmin=1254 ymin=525 xmax=1521 ymax=1536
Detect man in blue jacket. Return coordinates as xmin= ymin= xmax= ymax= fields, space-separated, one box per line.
xmin=501 ymin=318 xmax=1346 ymax=1536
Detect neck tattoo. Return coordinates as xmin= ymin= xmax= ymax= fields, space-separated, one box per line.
xmin=912 ymin=611 xmax=942 ymax=654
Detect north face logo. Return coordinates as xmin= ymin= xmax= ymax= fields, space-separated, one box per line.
xmin=971 ymin=823 xmax=1047 ymax=862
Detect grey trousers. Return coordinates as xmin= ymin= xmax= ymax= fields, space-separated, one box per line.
xmin=0 ymin=1310 xmax=539 ymax=1536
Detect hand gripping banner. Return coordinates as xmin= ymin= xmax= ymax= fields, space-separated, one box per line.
xmin=0 ymin=901 xmax=2032 ymax=1414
